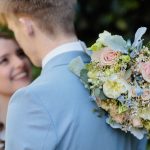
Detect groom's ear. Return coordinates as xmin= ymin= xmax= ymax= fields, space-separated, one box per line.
xmin=19 ymin=17 xmax=34 ymax=36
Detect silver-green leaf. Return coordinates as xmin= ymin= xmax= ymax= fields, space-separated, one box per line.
xmin=68 ymin=56 xmax=85 ymax=77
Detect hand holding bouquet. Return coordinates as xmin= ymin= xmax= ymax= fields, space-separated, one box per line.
xmin=69 ymin=27 xmax=150 ymax=139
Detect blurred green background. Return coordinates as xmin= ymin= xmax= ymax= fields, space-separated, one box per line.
xmin=0 ymin=0 xmax=150 ymax=149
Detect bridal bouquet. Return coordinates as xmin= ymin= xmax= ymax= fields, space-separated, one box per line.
xmin=69 ymin=27 xmax=150 ymax=139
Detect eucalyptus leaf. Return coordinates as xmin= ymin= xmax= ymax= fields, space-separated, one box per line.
xmin=68 ymin=56 xmax=85 ymax=77
xmin=130 ymin=50 xmax=137 ymax=58
xmin=106 ymin=117 xmax=122 ymax=129
xmin=85 ymin=48 xmax=93 ymax=56
xmin=94 ymin=88 xmax=101 ymax=97
xmin=94 ymin=88 xmax=107 ymax=100
xmin=132 ymin=27 xmax=147 ymax=48
xmin=106 ymin=118 xmax=146 ymax=139
xmin=105 ymin=35 xmax=128 ymax=54
xmin=129 ymin=127 xmax=146 ymax=140
xmin=126 ymin=39 xmax=131 ymax=48
xmin=80 ymin=69 xmax=90 ymax=89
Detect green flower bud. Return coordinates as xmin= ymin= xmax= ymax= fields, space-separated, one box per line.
xmin=121 ymin=55 xmax=130 ymax=63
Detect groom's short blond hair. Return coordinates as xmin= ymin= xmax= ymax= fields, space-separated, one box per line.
xmin=0 ymin=0 xmax=77 ymax=34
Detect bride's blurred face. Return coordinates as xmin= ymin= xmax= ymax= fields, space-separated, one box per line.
xmin=0 ymin=38 xmax=32 ymax=96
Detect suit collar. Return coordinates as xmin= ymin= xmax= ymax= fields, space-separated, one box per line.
xmin=42 ymin=41 xmax=86 ymax=68
xmin=41 ymin=51 xmax=90 ymax=74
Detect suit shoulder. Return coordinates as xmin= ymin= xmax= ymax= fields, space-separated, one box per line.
xmin=29 ymin=65 xmax=84 ymax=92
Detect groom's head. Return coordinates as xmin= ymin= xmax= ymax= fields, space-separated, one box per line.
xmin=0 ymin=0 xmax=77 ymax=33
xmin=0 ymin=0 xmax=77 ymax=66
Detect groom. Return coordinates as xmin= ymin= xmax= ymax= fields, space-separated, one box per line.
xmin=0 ymin=0 xmax=147 ymax=150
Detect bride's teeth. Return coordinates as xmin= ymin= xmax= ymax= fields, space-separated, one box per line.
xmin=14 ymin=72 xmax=27 ymax=80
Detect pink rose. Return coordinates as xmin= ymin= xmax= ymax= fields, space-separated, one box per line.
xmin=141 ymin=89 xmax=150 ymax=100
xmin=140 ymin=61 xmax=150 ymax=82
xmin=91 ymin=47 xmax=119 ymax=66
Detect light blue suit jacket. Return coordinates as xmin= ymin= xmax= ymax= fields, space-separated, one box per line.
xmin=5 ymin=51 xmax=147 ymax=150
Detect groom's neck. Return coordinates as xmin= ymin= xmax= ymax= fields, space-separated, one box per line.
xmin=33 ymin=31 xmax=78 ymax=66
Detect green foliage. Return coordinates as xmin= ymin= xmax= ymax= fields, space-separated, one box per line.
xmin=147 ymin=142 xmax=150 ymax=150
xmin=80 ymin=68 xmax=90 ymax=89
xmin=94 ymin=88 xmax=107 ymax=100
xmin=32 ymin=66 xmax=41 ymax=80
xmin=68 ymin=56 xmax=85 ymax=77
xmin=0 ymin=25 xmax=14 ymax=38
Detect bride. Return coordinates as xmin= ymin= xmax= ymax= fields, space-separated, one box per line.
xmin=0 ymin=31 xmax=32 ymax=150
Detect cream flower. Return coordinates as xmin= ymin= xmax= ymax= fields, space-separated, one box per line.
xmin=103 ymin=75 xmax=130 ymax=99
xmin=132 ymin=118 xmax=143 ymax=128
xmin=97 ymin=30 xmax=111 ymax=46
xmin=91 ymin=47 xmax=119 ymax=66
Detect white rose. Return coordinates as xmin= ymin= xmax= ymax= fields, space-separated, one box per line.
xmin=103 ymin=75 xmax=130 ymax=99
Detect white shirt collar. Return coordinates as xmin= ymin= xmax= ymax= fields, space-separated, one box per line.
xmin=42 ymin=40 xmax=85 ymax=68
